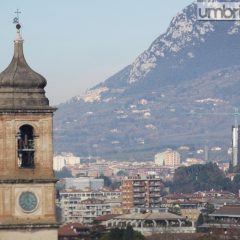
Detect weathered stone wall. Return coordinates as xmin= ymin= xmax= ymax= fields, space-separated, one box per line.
xmin=0 ymin=183 xmax=56 ymax=224
xmin=0 ymin=112 xmax=54 ymax=179
xmin=0 ymin=228 xmax=58 ymax=240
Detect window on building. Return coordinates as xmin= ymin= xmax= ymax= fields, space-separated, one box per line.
xmin=17 ymin=124 xmax=35 ymax=168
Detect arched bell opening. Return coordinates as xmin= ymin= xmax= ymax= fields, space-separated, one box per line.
xmin=17 ymin=124 xmax=35 ymax=168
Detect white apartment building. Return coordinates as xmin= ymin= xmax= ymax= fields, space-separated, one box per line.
xmin=64 ymin=177 xmax=104 ymax=190
xmin=62 ymin=198 xmax=112 ymax=224
xmin=53 ymin=153 xmax=81 ymax=171
xmin=53 ymin=156 xmax=66 ymax=171
xmin=60 ymin=189 xmax=121 ymax=223
xmin=154 ymin=149 xmax=180 ymax=167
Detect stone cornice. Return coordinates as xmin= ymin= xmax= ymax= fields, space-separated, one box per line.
xmin=0 ymin=107 xmax=57 ymax=114
xmin=0 ymin=178 xmax=58 ymax=184
xmin=0 ymin=223 xmax=59 ymax=229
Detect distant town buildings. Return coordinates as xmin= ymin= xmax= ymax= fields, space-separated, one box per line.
xmin=162 ymin=190 xmax=240 ymax=224
xmin=68 ymin=161 xmax=113 ymax=178
xmin=182 ymin=158 xmax=205 ymax=167
xmin=55 ymin=152 xmax=240 ymax=239
xmin=199 ymin=204 xmax=240 ymax=237
xmin=154 ymin=149 xmax=181 ymax=167
xmin=53 ymin=143 xmax=240 ymax=238
xmin=162 ymin=193 xmax=205 ymax=223
xmin=122 ymin=175 xmax=163 ymax=212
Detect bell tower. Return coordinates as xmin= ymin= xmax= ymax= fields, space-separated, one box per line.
xmin=0 ymin=20 xmax=58 ymax=239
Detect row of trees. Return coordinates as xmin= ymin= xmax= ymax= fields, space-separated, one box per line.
xmin=100 ymin=226 xmax=145 ymax=240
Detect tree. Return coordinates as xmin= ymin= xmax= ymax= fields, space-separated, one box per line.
xmin=197 ymin=236 xmax=218 ymax=240
xmin=230 ymin=164 xmax=240 ymax=174
xmin=171 ymin=163 xmax=232 ymax=193
xmin=108 ymin=228 xmax=124 ymax=240
xmin=111 ymin=180 xmax=121 ymax=190
xmin=123 ymin=225 xmax=134 ymax=240
xmin=203 ymin=203 xmax=215 ymax=215
xmin=55 ymin=181 xmax=65 ymax=192
xmin=54 ymin=167 xmax=72 ymax=178
xmin=196 ymin=213 xmax=204 ymax=227
xmin=199 ymin=203 xmax=215 ymax=227
xmin=96 ymin=175 xmax=112 ymax=188
xmin=168 ymin=204 xmax=181 ymax=215
xmin=231 ymin=174 xmax=240 ymax=193
xmin=117 ymin=170 xmax=128 ymax=177
xmin=100 ymin=227 xmax=145 ymax=240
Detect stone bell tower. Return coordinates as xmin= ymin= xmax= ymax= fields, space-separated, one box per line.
xmin=0 ymin=22 xmax=58 ymax=239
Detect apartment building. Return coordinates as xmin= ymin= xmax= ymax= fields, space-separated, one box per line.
xmin=62 ymin=198 xmax=112 ymax=224
xmin=154 ymin=149 xmax=181 ymax=167
xmin=122 ymin=175 xmax=163 ymax=212
xmin=53 ymin=153 xmax=80 ymax=171
xmin=60 ymin=189 xmax=121 ymax=223
xmin=64 ymin=177 xmax=104 ymax=190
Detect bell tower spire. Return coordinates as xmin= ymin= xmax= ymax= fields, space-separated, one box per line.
xmin=0 ymin=11 xmax=51 ymax=110
xmin=0 ymin=11 xmax=58 ymax=240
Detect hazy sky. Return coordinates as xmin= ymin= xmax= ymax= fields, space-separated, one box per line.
xmin=0 ymin=0 xmax=193 ymax=105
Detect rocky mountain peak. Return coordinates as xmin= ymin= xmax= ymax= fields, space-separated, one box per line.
xmin=54 ymin=1 xmax=240 ymax=161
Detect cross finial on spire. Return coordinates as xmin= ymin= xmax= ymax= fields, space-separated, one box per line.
xmin=13 ymin=9 xmax=23 ymax=42
xmin=13 ymin=9 xmax=21 ymax=24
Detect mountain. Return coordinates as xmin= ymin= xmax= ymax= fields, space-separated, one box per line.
xmin=54 ymin=2 xmax=240 ymax=161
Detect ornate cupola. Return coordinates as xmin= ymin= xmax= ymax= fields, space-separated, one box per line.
xmin=0 ymin=13 xmax=58 ymax=240
xmin=0 ymin=23 xmax=51 ymax=110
